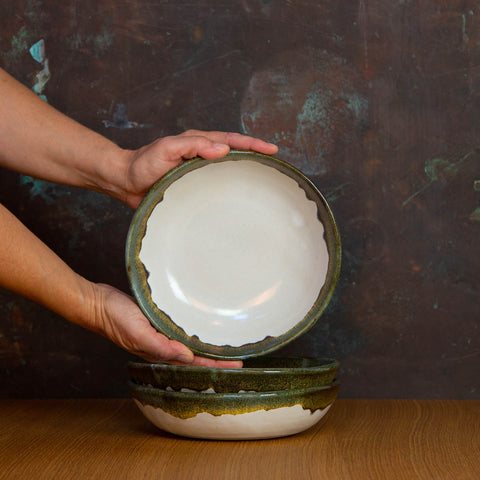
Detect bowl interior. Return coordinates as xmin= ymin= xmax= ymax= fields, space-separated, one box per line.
xmin=126 ymin=151 xmax=341 ymax=359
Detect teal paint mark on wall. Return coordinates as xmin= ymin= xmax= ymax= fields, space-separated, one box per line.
xmin=17 ymin=175 xmax=122 ymax=233
xmin=424 ymin=158 xmax=459 ymax=182
xmin=102 ymin=104 xmax=152 ymax=129
xmin=66 ymin=28 xmax=115 ymax=58
xmin=325 ymin=183 xmax=354 ymax=203
xmin=272 ymin=73 xmax=294 ymax=108
xmin=294 ymin=83 xmax=368 ymax=171
xmin=469 ymin=207 xmax=480 ymax=222
xmin=8 ymin=27 xmax=30 ymax=61
xmin=240 ymin=49 xmax=369 ymax=176
xmin=29 ymin=39 xmax=45 ymax=64
xmin=18 ymin=176 xmax=66 ymax=206
xmin=345 ymin=91 xmax=369 ymax=120
xmin=4 ymin=1 xmax=43 ymax=64
xmin=94 ymin=29 xmax=115 ymax=55
xmin=24 ymin=0 xmax=42 ymax=23
xmin=403 ymin=150 xmax=478 ymax=207
xmin=297 ymin=87 xmax=332 ymax=134
xmin=28 ymin=38 xmax=50 ymax=101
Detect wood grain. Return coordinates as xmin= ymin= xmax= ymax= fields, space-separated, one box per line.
xmin=0 ymin=399 xmax=478 ymax=479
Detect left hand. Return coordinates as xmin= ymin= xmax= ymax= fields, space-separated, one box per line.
xmin=119 ymin=130 xmax=278 ymax=208
xmin=91 ymin=283 xmax=242 ymax=367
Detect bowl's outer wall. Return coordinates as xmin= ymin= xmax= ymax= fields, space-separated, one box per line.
xmin=129 ymin=381 xmax=340 ymax=419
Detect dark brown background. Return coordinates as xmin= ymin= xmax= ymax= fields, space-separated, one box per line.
xmin=0 ymin=0 xmax=478 ymax=399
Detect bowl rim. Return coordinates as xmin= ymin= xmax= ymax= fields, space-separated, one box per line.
xmin=125 ymin=150 xmax=341 ymax=360
xmin=128 ymin=380 xmax=340 ymax=399
xmin=128 ymin=356 xmax=340 ymax=374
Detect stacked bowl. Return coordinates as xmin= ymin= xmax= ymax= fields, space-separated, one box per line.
xmin=125 ymin=151 xmax=341 ymax=440
xmin=128 ymin=357 xmax=340 ymax=440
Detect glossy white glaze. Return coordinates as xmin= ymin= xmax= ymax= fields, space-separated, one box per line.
xmin=140 ymin=160 xmax=329 ymax=347
xmin=165 ymin=386 xmax=216 ymax=393
xmin=134 ymin=401 xmax=331 ymax=440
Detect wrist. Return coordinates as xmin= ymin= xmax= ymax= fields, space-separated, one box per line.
xmin=57 ymin=275 xmax=100 ymax=333
xmin=81 ymin=142 xmax=134 ymax=204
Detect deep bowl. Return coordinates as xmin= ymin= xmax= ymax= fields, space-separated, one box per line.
xmin=128 ymin=357 xmax=339 ymax=393
xmin=129 ymin=381 xmax=339 ymax=440
xmin=126 ymin=151 xmax=341 ymax=360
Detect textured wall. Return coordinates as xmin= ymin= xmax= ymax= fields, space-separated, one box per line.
xmin=0 ymin=0 xmax=478 ymax=398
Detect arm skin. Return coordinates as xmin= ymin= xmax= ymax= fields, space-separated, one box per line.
xmin=0 ymin=68 xmax=278 ymax=366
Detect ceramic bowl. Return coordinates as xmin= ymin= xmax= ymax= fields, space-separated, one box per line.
xmin=129 ymin=381 xmax=339 ymax=440
xmin=126 ymin=151 xmax=341 ymax=359
xmin=128 ymin=357 xmax=339 ymax=393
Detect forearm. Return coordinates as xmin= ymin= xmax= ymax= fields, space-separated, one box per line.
xmin=0 ymin=203 xmax=97 ymax=330
xmin=0 ymin=68 xmax=129 ymax=201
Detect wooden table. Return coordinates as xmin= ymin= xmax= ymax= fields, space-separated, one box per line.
xmin=0 ymin=399 xmax=478 ymax=479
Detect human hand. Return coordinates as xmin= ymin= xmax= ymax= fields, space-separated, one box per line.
xmin=119 ymin=130 xmax=278 ymax=208
xmin=91 ymin=283 xmax=242 ymax=367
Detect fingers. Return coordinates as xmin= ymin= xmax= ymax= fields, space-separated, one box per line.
xmin=130 ymin=323 xmax=243 ymax=368
xmin=190 ymin=356 xmax=243 ymax=368
xmin=132 ymin=328 xmax=195 ymax=364
xmin=155 ymin=130 xmax=278 ymax=167
xmin=180 ymin=129 xmax=278 ymax=156
xmin=135 ymin=339 xmax=243 ymax=369
xmin=135 ymin=331 xmax=242 ymax=368
xmin=160 ymin=134 xmax=230 ymax=162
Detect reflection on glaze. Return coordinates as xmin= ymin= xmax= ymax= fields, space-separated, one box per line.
xmin=166 ymin=269 xmax=282 ymax=320
xmin=140 ymin=160 xmax=329 ymax=346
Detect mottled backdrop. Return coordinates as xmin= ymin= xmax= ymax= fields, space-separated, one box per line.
xmin=0 ymin=0 xmax=478 ymax=398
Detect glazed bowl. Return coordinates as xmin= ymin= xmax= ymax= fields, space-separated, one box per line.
xmin=126 ymin=151 xmax=341 ymax=360
xmin=129 ymin=381 xmax=339 ymax=440
xmin=128 ymin=357 xmax=339 ymax=393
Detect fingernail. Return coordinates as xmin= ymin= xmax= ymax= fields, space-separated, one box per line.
xmin=176 ymin=353 xmax=194 ymax=364
xmin=213 ymin=142 xmax=229 ymax=150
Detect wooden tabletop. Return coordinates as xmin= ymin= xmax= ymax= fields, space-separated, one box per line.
xmin=0 ymin=399 xmax=478 ymax=480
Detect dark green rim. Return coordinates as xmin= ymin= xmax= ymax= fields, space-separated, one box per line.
xmin=128 ymin=357 xmax=340 ymax=392
xmin=129 ymin=380 xmax=340 ymax=419
xmin=125 ymin=151 xmax=341 ymax=360
xmin=128 ymin=356 xmax=340 ymax=374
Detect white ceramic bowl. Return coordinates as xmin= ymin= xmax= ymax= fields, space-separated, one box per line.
xmin=129 ymin=381 xmax=339 ymax=440
xmin=126 ymin=151 xmax=341 ymax=359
